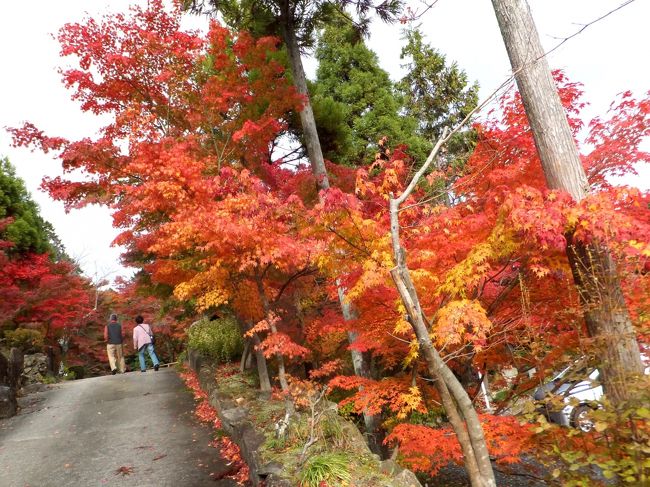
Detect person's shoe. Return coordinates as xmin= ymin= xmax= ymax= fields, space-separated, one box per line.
xmin=154 ymin=364 xmax=159 ymax=371
xmin=111 ymin=369 xmax=117 ymax=375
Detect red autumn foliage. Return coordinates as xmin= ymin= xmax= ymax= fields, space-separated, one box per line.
xmin=180 ymin=368 xmax=249 ymax=484
xmin=7 ymin=0 xmax=649 ymax=478
xmin=0 ymin=235 xmax=93 ymax=340
xmin=386 ymin=415 xmax=535 ymax=475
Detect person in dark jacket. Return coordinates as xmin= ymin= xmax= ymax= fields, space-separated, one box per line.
xmin=104 ymin=314 xmax=126 ymax=374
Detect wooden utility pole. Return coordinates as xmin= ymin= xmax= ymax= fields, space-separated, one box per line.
xmin=490 ymin=0 xmax=644 ymax=403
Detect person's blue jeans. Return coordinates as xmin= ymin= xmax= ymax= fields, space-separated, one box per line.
xmin=138 ymin=343 xmax=160 ymax=371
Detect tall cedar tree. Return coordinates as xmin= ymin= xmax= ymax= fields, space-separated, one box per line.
xmin=398 ymin=29 xmax=479 ymax=168
xmin=312 ymin=18 xmax=423 ymax=166
xmin=490 ymin=0 xmax=645 ymax=404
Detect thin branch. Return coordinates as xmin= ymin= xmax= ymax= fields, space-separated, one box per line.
xmin=325 ymin=225 xmax=374 ymax=259
xmin=274 ymin=267 xmax=317 ymax=303
xmin=544 ymin=0 xmax=636 ymax=59
xmin=387 ymin=332 xmax=414 ymax=344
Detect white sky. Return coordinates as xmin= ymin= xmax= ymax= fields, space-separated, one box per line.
xmin=0 ymin=0 xmax=648 ymax=282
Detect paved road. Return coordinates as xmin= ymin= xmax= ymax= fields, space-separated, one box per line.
xmin=0 ymin=369 xmax=238 ymax=487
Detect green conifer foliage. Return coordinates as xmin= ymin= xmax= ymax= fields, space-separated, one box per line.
xmin=312 ymin=20 xmax=423 ymax=166
xmin=0 ymin=157 xmax=57 ymax=255
xmin=398 ymin=29 xmax=479 ymax=167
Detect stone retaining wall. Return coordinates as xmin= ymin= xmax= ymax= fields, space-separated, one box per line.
xmin=187 ymin=348 xmax=421 ymax=487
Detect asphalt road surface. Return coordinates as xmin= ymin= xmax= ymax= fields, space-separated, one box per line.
xmin=0 ymin=369 xmax=238 ymax=487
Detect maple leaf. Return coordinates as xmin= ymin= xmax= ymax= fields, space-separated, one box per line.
xmin=114 ymin=465 xmax=134 ymax=476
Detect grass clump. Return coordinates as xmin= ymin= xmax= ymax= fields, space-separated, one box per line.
xmin=300 ymin=452 xmax=351 ymax=487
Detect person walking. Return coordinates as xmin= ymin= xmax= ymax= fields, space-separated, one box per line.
xmin=133 ymin=315 xmax=160 ymax=372
xmin=104 ymin=314 xmax=126 ymax=374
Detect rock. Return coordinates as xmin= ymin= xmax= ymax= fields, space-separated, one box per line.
xmin=222 ymin=407 xmax=248 ymax=428
xmin=187 ymin=348 xmax=203 ymax=372
xmin=21 ymin=353 xmax=49 ymax=385
xmin=393 ymin=469 xmax=422 ymax=487
xmin=381 ymin=459 xmax=423 ymax=486
xmin=381 ymin=459 xmax=400 ymax=476
xmin=0 ymin=352 xmax=8 ymax=386
xmin=8 ymin=348 xmax=24 ymax=388
xmin=0 ymin=385 xmax=17 ymax=418
xmin=264 ymin=474 xmax=293 ymax=487
xmin=235 ymin=396 xmax=246 ymax=405
xmin=258 ymin=461 xmax=283 ymax=477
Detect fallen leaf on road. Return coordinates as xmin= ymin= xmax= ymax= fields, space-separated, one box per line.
xmin=64 ymin=464 xmax=71 ymax=468
xmin=152 ymin=454 xmax=167 ymax=461
xmin=115 ymin=465 xmax=135 ymax=476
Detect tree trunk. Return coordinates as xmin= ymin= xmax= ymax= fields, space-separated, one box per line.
xmin=279 ymin=2 xmax=381 ymax=449
xmin=238 ymin=315 xmax=272 ymax=392
xmin=280 ymin=5 xmax=329 ymax=189
xmin=390 ymin=199 xmax=496 ymax=487
xmin=566 ymin=237 xmax=645 ymax=401
xmin=256 ymin=278 xmax=291 ymax=394
xmin=250 ymin=332 xmax=272 ymax=393
xmin=240 ymin=340 xmax=251 ymax=373
xmin=490 ymin=0 xmax=644 ymax=403
xmin=338 ymin=284 xmax=384 ymax=454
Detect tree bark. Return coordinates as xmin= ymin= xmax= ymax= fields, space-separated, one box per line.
xmin=338 ymin=283 xmax=384 ymax=453
xmin=250 ymin=331 xmax=272 ymax=393
xmin=390 ymin=200 xmax=496 ymax=487
xmin=279 ymin=1 xmax=381 ymax=449
xmin=256 ymin=278 xmax=292 ymax=399
xmin=490 ymin=0 xmax=644 ymax=403
xmin=240 ymin=340 xmax=251 ymax=373
xmin=385 ymin=130 xmax=496 ymax=486
xmin=279 ymin=4 xmax=329 ymax=190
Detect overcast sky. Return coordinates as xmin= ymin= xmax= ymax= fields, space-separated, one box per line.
xmin=0 ymin=0 xmax=648 ymax=283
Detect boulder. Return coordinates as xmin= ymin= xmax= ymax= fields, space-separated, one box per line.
xmin=393 ymin=469 xmax=422 ymax=487
xmin=0 ymin=352 xmax=8 ymax=385
xmin=0 ymin=385 xmax=17 ymax=418
xmin=21 ymin=353 xmax=49 ymax=384
xmin=8 ymin=348 xmax=24 ymax=388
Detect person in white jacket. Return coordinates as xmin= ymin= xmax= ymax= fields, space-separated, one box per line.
xmin=133 ymin=315 xmax=160 ymax=372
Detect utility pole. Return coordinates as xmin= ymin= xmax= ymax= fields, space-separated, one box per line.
xmin=490 ymin=0 xmax=644 ymax=403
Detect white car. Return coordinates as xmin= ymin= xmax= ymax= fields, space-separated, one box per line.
xmin=534 ymin=366 xmax=602 ymax=432
xmin=534 ymin=355 xmax=649 ymax=432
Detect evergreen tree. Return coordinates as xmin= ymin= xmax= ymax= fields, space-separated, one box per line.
xmin=312 ymin=19 xmax=425 ymax=165
xmin=398 ymin=29 xmax=479 ymax=167
xmin=0 ymin=157 xmax=57 ymax=255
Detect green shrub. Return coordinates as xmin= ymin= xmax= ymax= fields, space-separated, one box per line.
xmin=300 ymin=453 xmax=351 ymax=487
xmin=187 ymin=316 xmax=244 ymax=362
xmin=4 ymin=328 xmax=44 ymax=352
xmin=66 ymin=365 xmax=86 ymax=380
xmin=61 ymin=365 xmax=77 ymax=381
